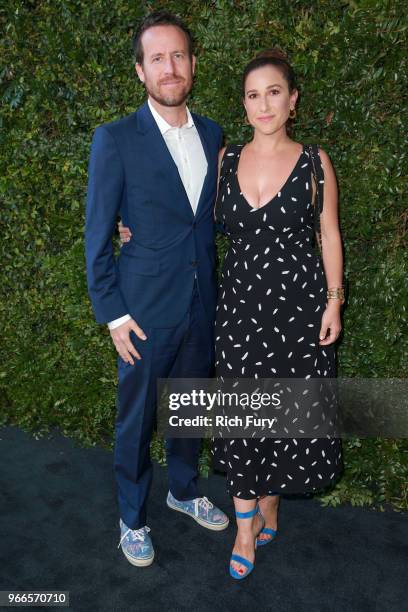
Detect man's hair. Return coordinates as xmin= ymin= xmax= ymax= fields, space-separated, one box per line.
xmin=132 ymin=11 xmax=194 ymax=65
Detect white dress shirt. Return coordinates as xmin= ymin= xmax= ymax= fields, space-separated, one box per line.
xmin=108 ymin=99 xmax=208 ymax=330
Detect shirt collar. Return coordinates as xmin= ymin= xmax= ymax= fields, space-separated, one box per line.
xmin=148 ymin=98 xmax=194 ymax=134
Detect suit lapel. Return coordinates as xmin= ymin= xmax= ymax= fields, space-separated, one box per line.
xmin=136 ymin=102 xmax=193 ymax=219
xmin=192 ymin=114 xmax=212 ymax=219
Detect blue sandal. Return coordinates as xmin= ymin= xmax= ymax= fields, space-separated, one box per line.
xmin=229 ymin=507 xmax=261 ymax=580
xmin=256 ymin=525 xmax=277 ymax=546
xmin=256 ymin=502 xmax=278 ymax=547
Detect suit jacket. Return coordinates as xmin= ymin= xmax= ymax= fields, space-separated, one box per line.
xmin=85 ymin=101 xmax=222 ymax=328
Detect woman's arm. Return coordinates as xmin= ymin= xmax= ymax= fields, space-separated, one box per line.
xmin=214 ymin=146 xmax=227 ymax=220
xmin=318 ymin=148 xmax=344 ymax=345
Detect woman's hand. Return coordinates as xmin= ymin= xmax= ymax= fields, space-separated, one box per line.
xmin=318 ymin=302 xmax=342 ymax=345
xmin=118 ymin=220 xmax=132 ymax=245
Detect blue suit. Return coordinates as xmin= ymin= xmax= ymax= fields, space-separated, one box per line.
xmin=85 ymin=101 xmax=222 ymax=529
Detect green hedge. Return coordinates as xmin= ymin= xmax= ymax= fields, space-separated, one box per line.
xmin=1 ymin=0 xmax=407 ymax=510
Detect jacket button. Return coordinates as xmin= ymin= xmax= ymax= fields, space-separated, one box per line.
xmin=192 ymin=222 xmax=196 ymax=228
xmin=190 ymin=260 xmax=198 ymax=267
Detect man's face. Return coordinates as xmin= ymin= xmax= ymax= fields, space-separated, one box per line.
xmin=136 ymin=25 xmax=195 ymax=107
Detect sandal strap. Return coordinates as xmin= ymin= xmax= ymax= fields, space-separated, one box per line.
xmin=235 ymin=507 xmax=258 ymax=519
xmin=230 ymin=554 xmax=254 ymax=570
xmin=261 ymin=527 xmax=277 ymax=536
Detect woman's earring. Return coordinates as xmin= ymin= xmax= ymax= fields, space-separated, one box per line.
xmin=289 ymin=108 xmax=297 ymax=120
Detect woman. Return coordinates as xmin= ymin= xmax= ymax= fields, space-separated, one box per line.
xmin=119 ymin=48 xmax=344 ymax=580
xmin=212 ymin=48 xmax=343 ymax=579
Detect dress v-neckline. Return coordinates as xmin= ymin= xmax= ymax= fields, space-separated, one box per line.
xmin=235 ymin=144 xmax=305 ymax=212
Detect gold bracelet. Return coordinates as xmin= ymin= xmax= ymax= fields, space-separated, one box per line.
xmin=326 ymin=286 xmax=345 ymax=303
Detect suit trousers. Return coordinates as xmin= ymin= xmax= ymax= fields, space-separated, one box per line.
xmin=114 ymin=281 xmax=214 ymax=529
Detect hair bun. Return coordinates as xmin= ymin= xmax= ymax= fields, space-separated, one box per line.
xmin=242 ymin=46 xmax=297 ymax=97
xmin=256 ymin=48 xmax=289 ymax=63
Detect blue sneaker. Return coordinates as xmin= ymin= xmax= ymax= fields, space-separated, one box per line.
xmin=118 ymin=519 xmax=154 ymax=567
xmin=167 ymin=491 xmax=229 ymax=531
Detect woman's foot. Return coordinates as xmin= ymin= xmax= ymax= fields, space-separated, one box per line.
xmin=257 ymin=495 xmax=279 ymax=544
xmin=230 ymin=510 xmax=264 ymax=576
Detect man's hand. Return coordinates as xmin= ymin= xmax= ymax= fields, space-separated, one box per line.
xmin=118 ymin=220 xmax=132 ymax=245
xmin=110 ymin=318 xmax=147 ymax=365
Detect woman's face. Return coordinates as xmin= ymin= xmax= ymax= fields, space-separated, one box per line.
xmin=243 ymin=64 xmax=298 ymax=136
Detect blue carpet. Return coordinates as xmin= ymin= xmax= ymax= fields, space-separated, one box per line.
xmin=0 ymin=426 xmax=406 ymax=611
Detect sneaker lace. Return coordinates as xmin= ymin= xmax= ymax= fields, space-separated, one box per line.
xmin=118 ymin=525 xmax=151 ymax=548
xmin=194 ymin=496 xmax=213 ymax=517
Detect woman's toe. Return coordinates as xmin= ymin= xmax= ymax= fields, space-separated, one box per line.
xmin=231 ymin=560 xmax=244 ymax=574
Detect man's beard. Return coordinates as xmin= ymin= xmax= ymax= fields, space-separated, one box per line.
xmin=145 ymin=76 xmax=193 ymax=107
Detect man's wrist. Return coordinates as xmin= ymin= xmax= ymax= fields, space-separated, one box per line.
xmin=108 ymin=314 xmax=131 ymax=330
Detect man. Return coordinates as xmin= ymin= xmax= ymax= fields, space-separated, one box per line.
xmin=85 ymin=11 xmax=228 ymax=567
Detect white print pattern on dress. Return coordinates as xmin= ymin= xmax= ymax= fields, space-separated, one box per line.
xmin=212 ymin=143 xmax=342 ymax=498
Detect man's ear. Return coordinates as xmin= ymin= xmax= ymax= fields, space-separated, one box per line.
xmin=135 ymin=62 xmax=145 ymax=83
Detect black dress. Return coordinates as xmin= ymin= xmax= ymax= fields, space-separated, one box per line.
xmin=212 ymin=144 xmax=343 ymax=499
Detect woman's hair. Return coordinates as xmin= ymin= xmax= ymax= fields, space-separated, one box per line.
xmin=242 ymin=48 xmax=297 ymax=97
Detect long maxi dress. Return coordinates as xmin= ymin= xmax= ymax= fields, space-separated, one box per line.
xmin=212 ymin=144 xmax=343 ymax=499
